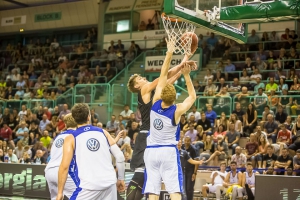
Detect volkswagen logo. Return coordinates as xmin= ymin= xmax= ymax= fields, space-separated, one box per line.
xmin=158 ymin=109 xmax=163 ymax=113
xmin=84 ymin=127 xmax=90 ymax=131
xmin=153 ymin=119 xmax=163 ymax=130
xmin=55 ymin=138 xmax=64 ymax=148
xmin=86 ymin=138 xmax=100 ymax=151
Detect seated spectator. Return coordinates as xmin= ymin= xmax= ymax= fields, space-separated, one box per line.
xmin=244 ymin=103 xmax=258 ymax=135
xmin=197 ymin=112 xmax=212 ymax=135
xmin=127 ymin=121 xmax=139 ymax=141
xmin=0 ymin=123 xmax=12 ymax=141
xmin=11 ymin=69 xmax=20 ymax=82
xmin=275 ymin=105 xmax=287 ymax=124
xmin=40 ymin=130 xmax=51 ymax=148
xmin=14 ymin=121 xmax=28 ymax=144
xmin=214 ymin=87 xmax=231 ymax=115
xmin=205 ymin=104 xmax=217 ymax=129
xmin=262 ymin=105 xmax=275 ymax=123
xmin=205 ymin=135 xmax=228 ymax=166
xmin=19 ymin=152 xmax=31 ymax=164
xmin=228 ymin=78 xmax=241 ymax=92
xmin=50 ymin=38 xmax=59 ymax=49
xmin=215 ymin=112 xmax=230 ymax=132
xmin=193 ymin=125 xmax=205 ymax=156
xmin=255 ymin=57 xmax=267 ymax=71
xmin=6 ymin=148 xmax=18 ymax=163
xmin=204 ymin=78 xmax=217 ymax=93
xmin=33 ymin=149 xmax=46 ymax=165
xmin=116 ymin=130 xmax=130 ymax=147
xmin=58 ymin=104 xmax=71 ymax=121
xmin=199 ymin=135 xmax=214 ymax=162
xmin=293 ymin=149 xmax=300 ymax=176
xmin=146 ymin=19 xmax=155 ymax=30
xmin=229 ymin=113 xmax=243 ymax=135
xmin=103 ymin=63 xmax=116 ymax=81
xmin=185 ymin=123 xmax=198 ymax=142
xmin=254 ymin=88 xmax=268 ymax=115
xmin=216 ymin=78 xmax=228 ymax=92
xmin=126 ymin=113 xmax=137 ymax=129
xmin=234 ymin=88 xmax=250 ymax=112
xmin=264 ymin=114 xmax=278 ymax=144
xmin=245 ymin=134 xmax=259 ymax=167
xmin=14 ymin=140 xmax=24 ymax=159
xmin=120 ymin=104 xmax=133 ymax=121
xmin=20 ymin=131 xmax=29 ymax=146
xmin=239 ymin=69 xmax=250 ymax=87
xmin=253 ymin=77 xmax=265 ymax=94
xmin=224 ymin=59 xmax=236 ymax=80
xmin=231 ymin=146 xmax=247 ymax=168
xmin=268 ymin=90 xmax=279 ymax=112
xmin=247 ymin=29 xmax=259 ymax=51
xmin=39 ymin=114 xmax=50 ymax=132
xmin=244 ymin=57 xmax=255 ymax=75
xmin=203 ymin=69 xmax=214 ymax=85
xmin=180 ymin=114 xmax=188 ymax=131
xmin=265 ymin=77 xmax=278 ymax=92
xmin=225 ymin=123 xmax=240 ymax=154
xmin=187 ymin=105 xmax=201 ymax=121
xmin=232 ymin=102 xmax=246 ymax=124
xmin=273 ymin=148 xmax=292 ymax=175
xmin=106 ymin=115 xmax=118 ymax=133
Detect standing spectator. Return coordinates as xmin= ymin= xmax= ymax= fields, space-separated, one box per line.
xmin=187 ymin=106 xmax=201 ymax=121
xmin=231 ymin=146 xmax=247 ymax=168
xmin=264 ymin=114 xmax=278 ymax=144
xmin=39 ymin=114 xmax=50 ymax=132
xmin=225 ymin=123 xmax=240 ymax=155
xmin=205 ymin=104 xmax=217 ymax=129
xmin=245 ymin=134 xmax=259 ymax=167
xmin=120 ymin=105 xmax=133 ymax=121
xmin=247 ymin=29 xmax=260 ymax=51
xmin=273 ymin=148 xmax=292 ymax=175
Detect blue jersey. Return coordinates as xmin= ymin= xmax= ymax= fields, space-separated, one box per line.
xmin=147 ymin=100 xmax=180 ymax=146
xmin=69 ymin=125 xmax=116 ymax=190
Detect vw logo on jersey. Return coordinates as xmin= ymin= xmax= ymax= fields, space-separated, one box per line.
xmin=84 ymin=127 xmax=90 ymax=131
xmin=153 ymin=119 xmax=163 ymax=130
xmin=158 ymin=109 xmax=163 ymax=113
xmin=86 ymin=138 xmax=100 ymax=151
xmin=55 ymin=138 xmax=64 ymax=148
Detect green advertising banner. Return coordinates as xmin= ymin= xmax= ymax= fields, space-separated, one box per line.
xmin=35 ymin=12 xmax=62 ymax=22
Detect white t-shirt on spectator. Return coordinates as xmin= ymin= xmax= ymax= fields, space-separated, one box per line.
xmin=117 ymin=136 xmax=131 ymax=146
xmin=58 ymin=56 xmax=67 ymax=62
xmin=120 ymin=110 xmax=133 ymax=118
xmin=18 ymin=110 xmax=27 ymax=121
xmin=187 ymin=111 xmax=201 ymax=121
xmin=250 ymin=74 xmax=262 ymax=83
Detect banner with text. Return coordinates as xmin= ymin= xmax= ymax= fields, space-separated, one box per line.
xmin=35 ymin=12 xmax=62 ymax=22
xmin=145 ymin=54 xmax=200 ymax=72
xmin=1 ymin=16 xmax=26 ymax=26
xmin=144 ymin=29 xmax=166 ymax=40
xmin=106 ymin=0 xmax=135 ymax=13
xmin=134 ymin=0 xmax=163 ymax=10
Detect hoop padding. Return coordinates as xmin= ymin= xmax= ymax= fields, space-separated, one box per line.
xmin=161 ymin=15 xmax=196 ymax=55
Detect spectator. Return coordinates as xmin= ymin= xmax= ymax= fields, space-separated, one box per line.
xmin=244 ymin=103 xmax=258 ymax=135
xmin=228 ymin=78 xmax=241 ymax=92
xmin=6 ymin=148 xmax=18 ymax=163
xmin=103 ymin=63 xmax=116 ymax=81
xmin=293 ymin=149 xmax=300 ymax=176
xmin=232 ymin=102 xmax=246 ymax=123
xmin=0 ymin=123 xmax=12 ymax=141
xmin=204 ymin=79 xmax=217 ymax=93
xmin=19 ymin=152 xmax=31 ymax=164
xmin=229 ymin=113 xmax=243 ymax=135
xmin=206 ymin=32 xmax=218 ymax=52
xmin=273 ymin=148 xmax=292 ymax=175
xmin=116 ymin=130 xmax=130 ymax=147
xmin=265 ymin=77 xmax=278 ymax=92
xmin=180 ymin=114 xmax=188 ymax=131
xmin=197 ymin=112 xmax=212 ymax=136
xmin=214 ymin=87 xmax=231 ymax=115
xmin=245 ymin=134 xmax=259 ymax=167
xmin=58 ymin=104 xmax=71 ymax=121
xmin=264 ymin=114 xmax=278 ymax=144
xmin=275 ymin=105 xmax=287 ymax=124
xmin=120 ymin=105 xmax=133 ymax=121
xmin=199 ymin=135 xmax=214 ymax=162
xmin=106 ymin=115 xmax=118 ymax=133
xmin=39 ymin=114 xmax=50 ymax=132
xmin=33 ymin=149 xmax=46 ymax=165
xmin=205 ymin=104 xmax=217 ymax=129
xmin=254 ymin=88 xmax=268 ymax=115
xmin=185 ymin=123 xmax=198 ymax=142
xmin=225 ymin=123 xmax=240 ymax=155
xmin=234 ymin=88 xmax=250 ymax=112
xmin=247 ymin=29 xmax=260 ymax=51
xmin=14 ymin=121 xmax=28 ymax=144
xmin=127 ymin=121 xmax=139 ymax=140
xmin=126 ymin=113 xmax=137 ymax=129
xmin=187 ymin=105 xmax=201 ymax=121
xmin=215 ymin=112 xmax=230 ymax=131
xmin=224 ymin=59 xmax=236 ymax=80
xmin=40 ymin=130 xmax=51 ymax=148
xmin=231 ymin=146 xmax=247 ymax=168
xmin=262 ymin=105 xmax=275 ymax=122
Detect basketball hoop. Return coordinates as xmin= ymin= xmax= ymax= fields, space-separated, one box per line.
xmin=161 ymin=13 xmax=196 ymax=55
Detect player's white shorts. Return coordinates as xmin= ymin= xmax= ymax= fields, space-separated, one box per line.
xmin=70 ymin=184 xmax=117 ymax=200
xmin=143 ymin=145 xmax=183 ymax=195
xmin=207 ymin=184 xmax=224 ymax=193
xmin=45 ymin=167 xmax=76 ymax=200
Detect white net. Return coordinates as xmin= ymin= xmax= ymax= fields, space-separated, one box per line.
xmin=161 ymin=14 xmax=196 ymax=55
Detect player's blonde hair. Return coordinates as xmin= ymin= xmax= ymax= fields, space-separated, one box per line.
xmin=63 ymin=113 xmax=77 ymax=128
xmin=127 ymin=74 xmax=141 ymax=93
xmin=161 ymin=83 xmax=176 ymax=105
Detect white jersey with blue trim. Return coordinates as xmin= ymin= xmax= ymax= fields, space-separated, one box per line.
xmin=147 ymin=100 xmax=180 ymax=146
xmin=45 ymin=129 xmax=75 ymax=171
xmin=245 ymin=171 xmax=255 ymax=185
xmin=69 ymin=125 xmax=116 ymax=190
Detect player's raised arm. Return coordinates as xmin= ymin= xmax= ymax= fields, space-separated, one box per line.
xmin=57 ymin=134 xmax=75 ymax=200
xmin=174 ymin=63 xmax=196 ymax=124
xmin=152 ymin=38 xmax=175 ymax=103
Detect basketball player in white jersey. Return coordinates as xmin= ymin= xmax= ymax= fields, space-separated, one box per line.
xmin=223 ymin=161 xmax=242 ymax=200
xmin=126 ymin=45 xmax=196 ymax=199
xmin=45 ymin=113 xmax=77 ymax=200
xmin=56 ymin=103 xmax=125 ymax=200
xmin=202 ymin=162 xmax=227 ymax=200
xmin=143 ymin=40 xmax=197 ymax=200
xmin=237 ymin=163 xmax=258 ymax=200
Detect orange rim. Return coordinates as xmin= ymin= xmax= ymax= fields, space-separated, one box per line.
xmin=161 ymin=13 xmax=182 ymax=23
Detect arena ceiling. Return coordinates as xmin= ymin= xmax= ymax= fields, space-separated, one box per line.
xmin=0 ymin=0 xmax=85 ymax=11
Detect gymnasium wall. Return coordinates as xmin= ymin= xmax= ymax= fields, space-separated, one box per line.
xmin=0 ymin=0 xmax=98 ymax=34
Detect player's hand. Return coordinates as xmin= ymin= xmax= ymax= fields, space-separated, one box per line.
xmin=181 ymin=63 xmax=191 ymax=75
xmin=197 ymin=160 xmax=204 ymax=165
xmin=184 ymin=60 xmax=197 ymax=71
xmin=56 ymin=193 xmax=63 ymax=200
xmin=192 ymin=174 xmax=196 ymax=181
xmin=165 ymin=36 xmax=176 ymax=53
xmin=117 ymin=180 xmax=125 ymax=192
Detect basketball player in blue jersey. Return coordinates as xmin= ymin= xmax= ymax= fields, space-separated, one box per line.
xmin=45 ymin=113 xmax=77 ymax=200
xmin=56 ymin=103 xmax=126 ymax=200
xmin=127 ymin=46 xmax=197 ymax=200
xmin=143 ymin=41 xmax=197 ymax=200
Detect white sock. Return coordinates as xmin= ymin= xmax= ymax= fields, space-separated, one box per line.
xmin=203 ymin=198 xmax=207 ymax=200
